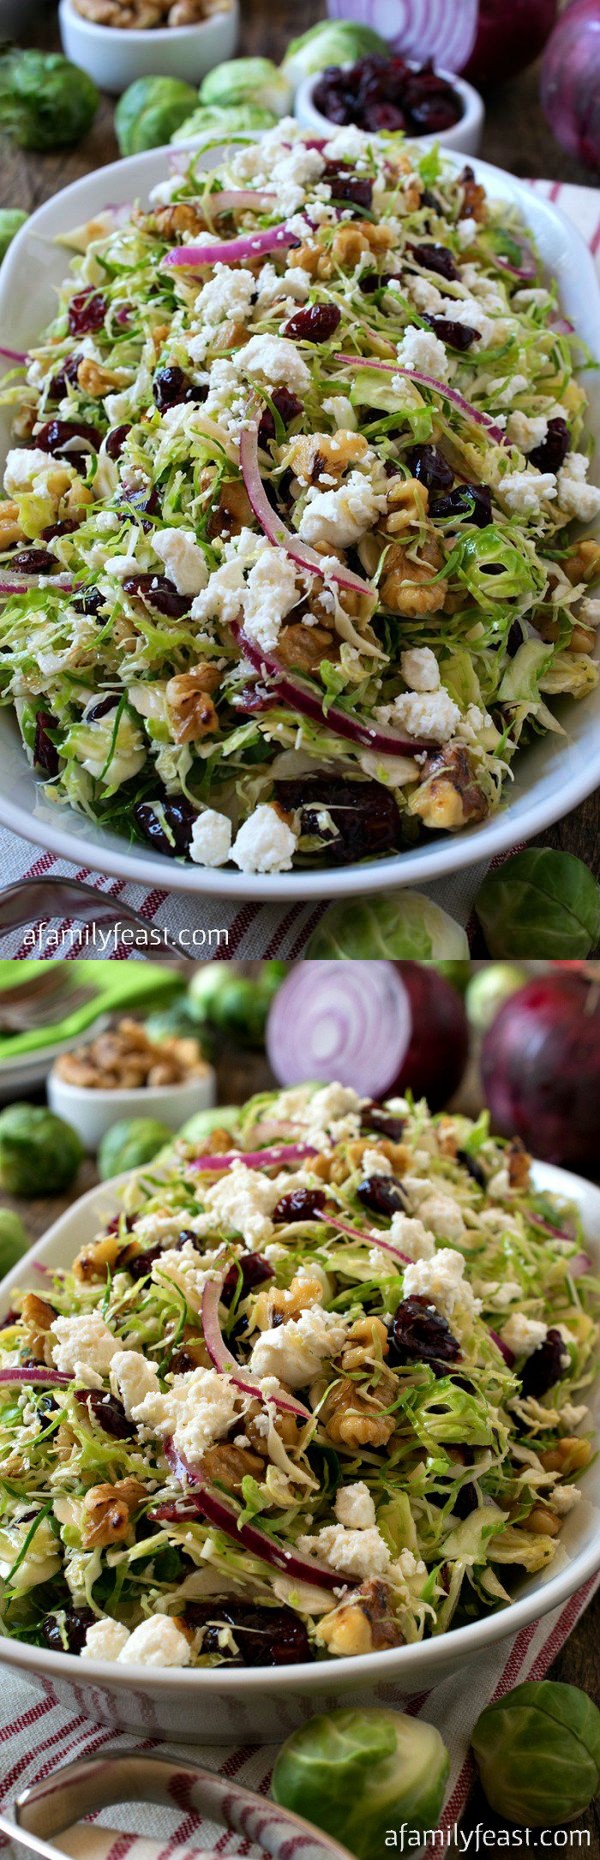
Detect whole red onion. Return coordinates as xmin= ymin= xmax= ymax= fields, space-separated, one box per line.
xmin=540 ymin=0 xmax=600 ymax=171
xmin=463 ymin=0 xmax=557 ymax=86
xmin=481 ymin=971 xmax=600 ymax=1173
xmin=392 ymin=962 xmax=470 ymax=1110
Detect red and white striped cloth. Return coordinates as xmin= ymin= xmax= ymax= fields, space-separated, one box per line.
xmin=1 ymin=1576 xmax=598 ymax=1856
xmin=0 ymin=180 xmax=598 ymax=962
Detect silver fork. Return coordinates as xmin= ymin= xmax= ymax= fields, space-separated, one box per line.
xmin=0 ymin=878 xmax=190 ymax=967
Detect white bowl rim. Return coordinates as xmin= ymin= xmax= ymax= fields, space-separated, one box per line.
xmin=59 ymin=0 xmax=235 ymax=40
xmin=0 ymin=1157 xmax=598 ymax=1697
xmin=0 ymin=142 xmax=598 ymax=902
xmin=294 ymin=60 xmax=483 ymax=139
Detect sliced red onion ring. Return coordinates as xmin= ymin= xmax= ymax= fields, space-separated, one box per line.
xmin=0 ymin=576 xmax=75 ymax=595
xmin=239 ymin=423 xmax=374 ymax=600
xmin=191 ymin=1141 xmax=318 ymax=1173
xmin=550 ymin=313 xmax=575 ymax=336
xmin=201 ymin=1274 xmax=312 ymax=1421
xmin=333 ymin=353 xmax=509 ymax=446
xmin=490 ymin=239 xmax=537 ymax=282
xmin=267 ymin=960 xmax=414 ymax=1098
xmin=159 ymin=1442 xmax=345 ymax=1589
xmin=489 ymin=1328 xmax=515 ymax=1367
xmin=570 ymin=1252 xmax=592 ymax=1277
xmin=164 ymin=224 xmax=299 ymax=269
xmin=0 ymin=1366 xmax=70 ymax=1386
xmin=238 ymin=628 xmax=432 ymax=756
xmin=315 ymin=1208 xmax=410 ymax=1265
xmin=526 ymin=1210 xmax=575 ymax=1244
xmin=0 ymin=345 xmax=27 ymax=364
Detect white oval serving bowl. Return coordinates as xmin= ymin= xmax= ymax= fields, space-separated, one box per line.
xmin=0 ymin=1159 xmax=598 ymax=1743
xmin=294 ymin=64 xmax=484 ymax=155
xmin=48 ymin=1059 xmax=216 ymax=1149
xmin=0 ymin=145 xmax=598 ymax=904
xmin=59 ymin=0 xmax=238 ymax=93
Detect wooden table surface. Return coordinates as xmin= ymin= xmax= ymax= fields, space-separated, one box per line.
xmin=1 ymin=1031 xmax=598 ymax=1849
xmin=0 ymin=0 xmax=596 ymax=888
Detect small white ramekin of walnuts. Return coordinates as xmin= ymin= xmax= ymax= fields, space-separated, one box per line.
xmin=59 ymin=0 xmax=239 ymax=91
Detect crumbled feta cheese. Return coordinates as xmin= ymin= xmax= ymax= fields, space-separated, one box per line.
xmin=500 ymin=1313 xmax=548 ymax=1359
xmin=500 ymin=469 xmax=557 ymax=514
xmin=243 ymin=546 xmax=299 ymax=653
xmin=82 ymin=1618 xmax=131 ymax=1662
xmin=299 ymin=470 xmax=386 ymax=548
xmin=195 ymin=265 xmax=255 ymax=327
xmin=377 ymin=689 xmax=460 ymax=743
xmin=387 ymin=1212 xmax=435 ymax=1261
xmin=230 ymin=803 xmax=298 ymax=875
xmin=556 ymin=452 xmax=600 ymax=521
xmin=249 ymin=1305 xmax=348 ymax=1387
xmin=417 ymin=1193 xmax=465 ymax=1243
xmin=455 ymin=216 xmax=478 ymax=249
xmin=153 ymin=528 xmax=208 ymax=596
xmin=110 ymin=1350 xmax=160 ymax=1418
xmin=579 ymin=597 xmax=600 ymax=627
xmin=191 ymin=558 xmax=245 ymax=628
xmin=492 ymin=373 xmax=529 ymax=407
xmin=151 ymin=1238 xmax=224 ymax=1308
xmin=507 ymin=411 xmax=549 ymax=453
xmin=334 ymin=1482 xmax=376 ymax=1530
xmin=407 ymin=276 xmax=445 ymax=315
xmin=400 ymin=647 xmax=440 ymax=692
xmin=189 ymin=808 xmax=233 ymax=868
xmin=403 ymin=1248 xmax=480 ymax=1320
xmin=303 ymin=1081 xmax=362 ymax=1149
xmin=323 ymin=394 xmax=357 ymax=430
xmin=560 ymin=1403 xmax=589 ymax=1429
xmin=396 ymin=325 xmax=451 ymax=381
xmin=237 ymin=334 xmax=310 ymax=395
xmin=488 ymin=1279 xmax=522 ymax=1309
xmin=202 ymin=1158 xmax=280 ymax=1246
xmin=51 ymin=1311 xmax=120 ymax=1378
xmin=133 ymin=1366 xmax=240 ymax=1461
xmin=298 ymin=1522 xmax=390 ymax=1578
xmin=361 ymin=1148 xmax=392 ymax=1178
xmin=550 ymin=1484 xmax=581 ymax=1516
xmin=323 ymin=126 xmax=366 ymax=163
xmin=4 ymin=447 xmax=57 ymax=493
xmin=119 ymin=1616 xmax=191 ymax=1668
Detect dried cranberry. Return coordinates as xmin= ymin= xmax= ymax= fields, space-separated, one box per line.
xmin=529 ymin=416 xmax=569 ymax=474
xmin=120 ymin=484 xmax=160 ymax=518
xmin=283 ymin=304 xmax=341 ymax=343
xmin=38 ymin=1393 xmax=59 ymax=1418
xmin=34 ymin=710 xmax=59 ymax=778
xmin=425 ymin=315 xmax=479 ymax=351
xmin=169 ymin=1347 xmax=201 ymax=1374
xmin=272 ymin=1188 xmax=327 ymax=1223
xmin=275 ymin=776 xmax=400 ymax=866
xmin=452 ymin=1480 xmax=478 ymax=1519
xmin=222 ymin=1253 xmax=275 ymax=1299
xmin=127 ymin=1241 xmax=166 ymax=1281
xmin=322 ymin=162 xmax=373 ymax=212
xmin=357 ymin=1174 xmax=409 ymax=1217
xmin=48 ymin=352 xmax=81 ymax=399
xmin=10 ymin=548 xmax=53 ymax=574
xmin=365 ymin=102 xmax=407 ymax=131
xmin=521 ymin=1328 xmax=566 ymax=1399
xmin=86 ymin=693 xmax=119 ymax=722
xmin=185 ymin=1600 xmax=312 ymax=1666
xmin=409 ymin=96 xmax=459 ymax=133
xmin=457 ymin=1148 xmax=487 ymax=1188
xmin=389 ymin=1293 xmax=461 ymax=1375
xmin=135 ymin=797 xmax=197 ymax=858
xmin=68 ymin=291 xmax=107 ymax=337
xmin=41 ymin=1606 xmax=95 ymax=1655
xmin=106 ymin=423 xmax=131 ymax=460
xmin=153 ymin=365 xmax=205 ymax=412
xmin=122 ymin=572 xmax=191 ymax=619
xmin=35 ymin=418 xmax=100 ymax=466
xmin=258 ymin=386 xmax=303 ymax=445
xmin=430 ymin=483 xmax=492 ymax=528
xmin=362 ymin=1103 xmax=406 ymax=1142
xmin=76 ymin=1390 xmax=135 ymax=1439
xmin=0 ymin=1309 xmax=17 ymax=1328
xmin=72 ymin=586 xmax=106 ymax=616
xmin=408 ymin=242 xmax=459 ymax=282
xmin=41 ymin=520 xmax=78 ymax=542
xmin=405 ymin=444 xmax=453 ymax=494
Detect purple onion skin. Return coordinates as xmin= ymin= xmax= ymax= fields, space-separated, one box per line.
xmin=391 ymin=962 xmax=469 ymax=1112
xmin=464 ymin=0 xmax=557 ymax=87
xmin=481 ymin=973 xmax=600 ymax=1173
xmin=540 ymin=0 xmax=600 ymax=170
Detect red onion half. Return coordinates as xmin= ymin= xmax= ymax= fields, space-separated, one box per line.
xmin=164 ymin=224 xmax=299 ymax=269
xmin=481 ymin=972 xmax=600 ymax=1173
xmin=333 ymin=354 xmax=509 ymax=446
xmin=159 ymin=1441 xmax=345 ymax=1589
xmin=201 ymin=1274 xmax=312 ymax=1421
xmin=267 ymin=960 xmax=469 ymax=1110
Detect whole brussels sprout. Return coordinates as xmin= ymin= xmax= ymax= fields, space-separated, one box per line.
xmin=172 ymin=102 xmax=277 ymax=143
xmin=472 ymin=1681 xmax=600 ymax=1825
xmin=0 ymin=1207 xmax=30 ymax=1279
xmin=98 ymin=1118 xmax=174 ymax=1181
xmin=272 ymin=1709 xmax=449 ymax=1860
xmin=115 ymin=77 xmax=200 ymax=157
xmin=281 ymin=20 xmax=389 ymax=88
xmin=306 ymin=892 xmax=469 ymax=960
xmin=189 ymin=959 xmax=285 ymax=1047
xmin=0 ymin=208 xmax=27 ymax=262
xmin=466 ymin=963 xmax=528 ymax=1034
xmin=0 ymin=1104 xmax=84 ymax=1197
xmin=199 ymin=57 xmax=291 ymax=117
xmin=144 ymin=1001 xmax=204 ymax=1043
xmin=0 ymin=50 xmax=99 ymax=151
xmin=178 ymin=1105 xmax=240 ymax=1145
xmin=475 ymin=847 xmax=600 ymax=958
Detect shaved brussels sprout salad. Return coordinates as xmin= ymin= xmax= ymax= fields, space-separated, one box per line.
xmin=0 ymin=125 xmax=599 ymax=871
xmin=0 ymin=1086 xmax=597 ymax=1670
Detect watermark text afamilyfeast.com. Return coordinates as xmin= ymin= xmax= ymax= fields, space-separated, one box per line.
xmin=386 ymin=1826 xmax=591 ymax=1852
xmin=20 ymin=921 xmax=229 ymax=955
